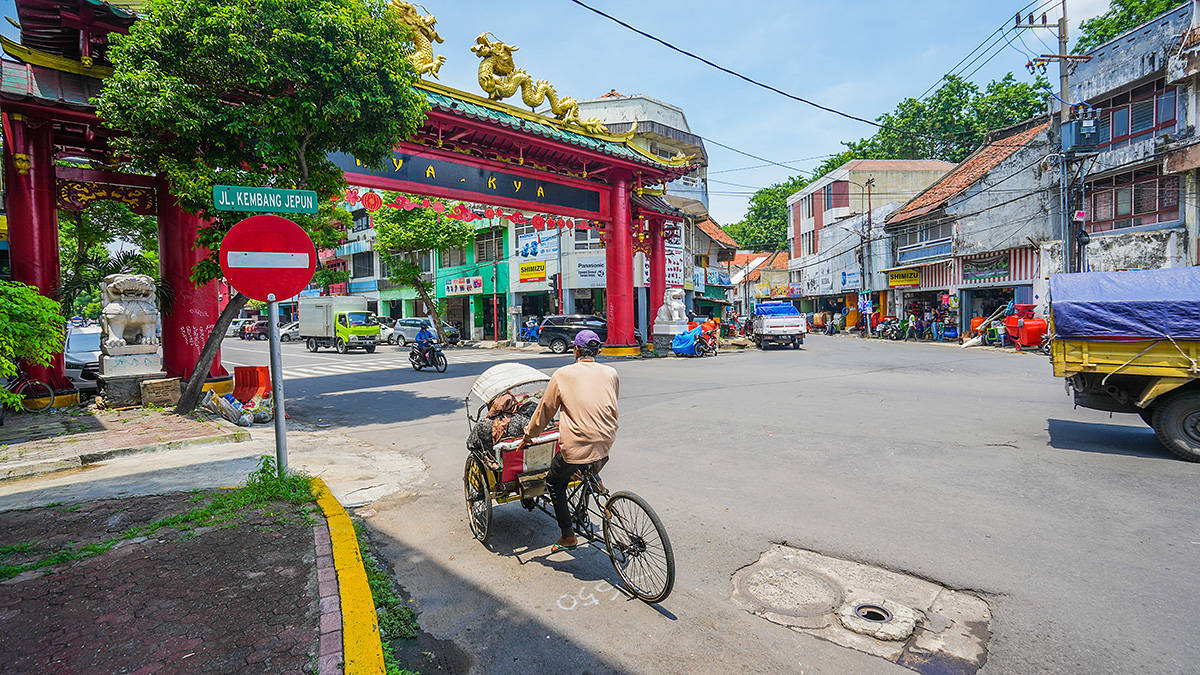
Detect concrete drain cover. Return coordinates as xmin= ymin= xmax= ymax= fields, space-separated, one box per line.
xmin=732 ymin=545 xmax=991 ymax=674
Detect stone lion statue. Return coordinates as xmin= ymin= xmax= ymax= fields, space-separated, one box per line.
xmin=654 ymin=288 xmax=687 ymax=324
xmin=100 ymin=274 xmax=160 ymax=350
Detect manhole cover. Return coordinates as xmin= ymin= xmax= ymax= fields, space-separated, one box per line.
xmin=738 ymin=567 xmax=841 ymax=618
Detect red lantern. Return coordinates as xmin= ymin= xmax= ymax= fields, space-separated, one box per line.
xmin=532 ymin=214 xmax=545 ymax=229
xmin=361 ymin=192 xmax=382 ymax=212
xmin=556 ymin=218 xmax=565 ymax=229
xmin=484 ymin=207 xmax=494 ymax=219
xmin=431 ymin=200 xmax=446 ymax=213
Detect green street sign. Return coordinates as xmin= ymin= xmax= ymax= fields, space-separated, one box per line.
xmin=213 ymin=185 xmax=319 ymax=214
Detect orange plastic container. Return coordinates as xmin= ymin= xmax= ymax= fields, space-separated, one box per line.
xmin=1016 ymin=317 xmax=1048 ymax=347
xmin=970 ymin=316 xmax=987 ymax=336
xmin=1004 ymin=314 xmax=1021 ymax=339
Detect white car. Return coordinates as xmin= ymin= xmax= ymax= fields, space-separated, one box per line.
xmin=64 ymin=326 xmax=102 ymax=390
xmin=227 ymin=318 xmax=254 ymax=337
xmin=280 ymin=321 xmax=300 ymax=342
xmin=379 ymin=320 xmax=395 ymax=345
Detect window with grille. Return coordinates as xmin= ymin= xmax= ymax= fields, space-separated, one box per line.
xmin=575 ymin=228 xmax=603 ymax=250
xmin=351 ymin=251 xmax=374 ymax=278
xmin=1095 ymin=81 xmax=1178 ymax=150
xmin=475 ymin=228 xmax=503 ymax=262
xmin=441 ymin=246 xmax=466 ymax=267
xmin=1087 ymin=170 xmax=1181 ymax=232
xmin=1130 ymin=99 xmax=1154 ymax=134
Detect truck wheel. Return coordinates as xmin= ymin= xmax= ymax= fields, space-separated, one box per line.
xmin=336 ymin=338 xmax=347 ymax=354
xmin=549 ymin=338 xmax=568 ymax=354
xmin=1138 ymin=407 xmax=1155 ymax=427
xmin=365 ymin=345 xmax=376 ymax=354
xmin=306 ymin=338 xmax=318 ymax=352
xmin=1151 ymin=391 xmax=1200 ymax=462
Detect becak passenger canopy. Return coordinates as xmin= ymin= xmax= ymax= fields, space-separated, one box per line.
xmin=1048 ymin=268 xmax=1200 ymax=340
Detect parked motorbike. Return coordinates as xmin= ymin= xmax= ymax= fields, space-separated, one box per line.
xmin=696 ymin=328 xmax=718 ymax=357
xmin=410 ymin=342 xmax=448 ymax=373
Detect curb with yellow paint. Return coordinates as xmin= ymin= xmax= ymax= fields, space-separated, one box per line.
xmin=311 ymin=478 xmax=386 ymax=674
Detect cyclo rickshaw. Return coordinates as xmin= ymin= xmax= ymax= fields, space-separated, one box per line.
xmin=463 ymin=363 xmax=675 ymax=603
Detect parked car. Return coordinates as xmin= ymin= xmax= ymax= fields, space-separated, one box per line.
xmin=280 ymin=321 xmax=300 ymax=342
xmin=390 ymin=317 xmax=461 ymax=345
xmin=537 ymin=315 xmax=643 ymax=354
xmin=379 ymin=319 xmax=395 ymax=345
xmin=244 ymin=320 xmax=270 ymax=341
xmin=227 ymin=318 xmax=254 ymax=337
xmin=64 ymin=326 xmax=102 ymax=390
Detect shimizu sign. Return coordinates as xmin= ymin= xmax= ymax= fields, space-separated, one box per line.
xmin=213 ymin=186 xmax=319 ymax=214
xmin=519 ymin=260 xmax=546 ymax=282
xmin=888 ymin=268 xmax=921 ymax=288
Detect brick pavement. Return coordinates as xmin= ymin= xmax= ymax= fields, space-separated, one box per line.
xmin=0 ymin=492 xmax=324 ymax=673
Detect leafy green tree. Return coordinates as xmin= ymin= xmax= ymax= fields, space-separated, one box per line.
xmin=0 ymin=282 xmax=66 ymax=411
xmin=95 ymin=0 xmax=429 ymax=413
xmin=311 ymin=264 xmax=351 ymax=296
xmin=58 ymin=249 xmax=162 ymax=316
xmin=724 ymin=175 xmax=810 ymax=251
xmin=1073 ymin=0 xmax=1184 ymax=54
xmin=83 ymin=301 xmax=103 ymax=320
xmin=373 ymin=196 xmax=476 ymax=344
xmin=58 ymin=201 xmax=160 ymax=315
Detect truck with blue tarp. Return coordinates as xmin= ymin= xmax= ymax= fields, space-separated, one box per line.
xmin=1049 ymin=268 xmax=1200 ymax=461
xmin=751 ymin=302 xmax=806 ymax=350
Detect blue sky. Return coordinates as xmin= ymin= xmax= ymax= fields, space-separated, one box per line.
xmin=0 ymin=0 xmax=1110 ymax=224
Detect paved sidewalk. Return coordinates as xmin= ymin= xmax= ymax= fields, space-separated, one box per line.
xmin=0 ymin=490 xmax=323 ymax=673
xmin=0 ymin=407 xmax=248 ymax=482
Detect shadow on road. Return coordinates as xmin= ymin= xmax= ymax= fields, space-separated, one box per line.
xmin=1045 ymin=418 xmax=1169 ymax=459
xmin=364 ymin=518 xmax=664 ymax=673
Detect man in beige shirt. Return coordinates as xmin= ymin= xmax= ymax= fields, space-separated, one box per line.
xmin=521 ymin=329 xmax=618 ymax=551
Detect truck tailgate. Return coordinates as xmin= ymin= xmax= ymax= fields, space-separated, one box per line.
xmin=1052 ymin=338 xmax=1200 ymax=378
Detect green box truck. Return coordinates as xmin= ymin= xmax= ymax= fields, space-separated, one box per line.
xmin=299 ymin=296 xmax=380 ymax=354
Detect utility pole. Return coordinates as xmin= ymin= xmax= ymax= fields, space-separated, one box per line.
xmin=1017 ymin=1 xmax=1091 ymax=273
xmin=864 ymin=178 xmax=874 ymax=336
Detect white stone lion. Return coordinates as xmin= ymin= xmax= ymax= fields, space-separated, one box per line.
xmin=100 ymin=274 xmax=160 ymax=350
xmin=654 ymin=288 xmax=687 ymax=324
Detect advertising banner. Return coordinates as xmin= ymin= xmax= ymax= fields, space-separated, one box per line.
xmin=576 ymin=257 xmax=606 ymax=288
xmin=446 ymin=276 xmax=484 ymax=296
xmin=665 ymin=246 xmax=687 ymax=288
xmin=841 ymin=271 xmax=862 ymax=290
xmin=516 ymin=231 xmax=559 ymax=260
xmin=693 ymin=266 xmax=706 ymax=293
xmin=706 ymin=267 xmax=731 ymax=286
xmin=788 ymin=282 xmax=804 ymax=297
xmin=888 ymin=268 xmax=920 ymax=288
xmin=962 ymin=252 xmax=1009 ymax=282
xmin=519 ymin=260 xmax=547 ymax=282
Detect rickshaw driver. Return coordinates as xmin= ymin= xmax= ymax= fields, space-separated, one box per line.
xmin=519 ymin=329 xmax=619 ymax=552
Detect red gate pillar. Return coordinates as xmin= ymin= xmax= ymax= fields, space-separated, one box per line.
xmin=158 ymin=178 xmax=228 ymax=382
xmin=649 ymin=217 xmax=667 ymax=328
xmin=603 ymin=173 xmax=638 ymax=354
xmin=3 ymin=114 xmax=73 ymax=395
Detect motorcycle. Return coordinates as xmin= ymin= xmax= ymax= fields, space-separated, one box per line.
xmin=696 ymin=328 xmax=718 ymax=357
xmin=410 ymin=342 xmax=448 ymax=373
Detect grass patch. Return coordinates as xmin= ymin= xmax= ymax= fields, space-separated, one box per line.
xmin=0 ymin=457 xmax=314 ymax=581
xmin=354 ymin=521 xmax=420 ymax=675
xmin=0 ymin=541 xmax=35 ymax=558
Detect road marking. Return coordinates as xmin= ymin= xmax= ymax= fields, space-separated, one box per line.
xmin=225 ymin=251 xmax=310 ymax=268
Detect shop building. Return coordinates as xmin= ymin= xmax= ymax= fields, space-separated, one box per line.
xmin=1068 ymin=3 xmax=1198 ymax=271
xmin=884 ymin=117 xmax=1058 ymax=330
xmin=793 ymin=202 xmax=900 ymax=318
xmin=691 ymin=219 xmax=737 ymax=317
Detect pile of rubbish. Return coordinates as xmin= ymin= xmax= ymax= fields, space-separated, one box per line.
xmin=201 ymin=390 xmax=273 ymax=427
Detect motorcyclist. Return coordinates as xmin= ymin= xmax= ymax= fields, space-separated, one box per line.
xmin=415 ymin=321 xmax=436 ymax=365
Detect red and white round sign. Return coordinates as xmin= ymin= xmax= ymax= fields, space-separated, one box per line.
xmin=219 ymin=215 xmax=317 ymax=302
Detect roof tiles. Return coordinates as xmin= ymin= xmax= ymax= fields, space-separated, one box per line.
xmin=887 ymin=122 xmax=1050 ymax=225
xmin=695 ymin=219 xmax=737 ymax=248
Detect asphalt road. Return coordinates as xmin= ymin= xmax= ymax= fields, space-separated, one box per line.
xmin=219 ymin=336 xmax=1200 ymax=673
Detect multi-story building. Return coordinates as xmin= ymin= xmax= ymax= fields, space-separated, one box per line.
xmin=1063 ymin=2 xmax=1197 ymax=271
xmin=884 ymin=118 xmax=1058 ymax=330
xmin=786 ymin=159 xmax=953 ymax=312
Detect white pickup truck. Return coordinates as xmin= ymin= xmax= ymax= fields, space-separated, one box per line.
xmin=752 ymin=302 xmax=806 ymax=350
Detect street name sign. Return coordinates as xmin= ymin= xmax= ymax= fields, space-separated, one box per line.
xmin=219 ymin=215 xmax=317 ymax=302
xmin=213 ymin=185 xmax=319 ymax=214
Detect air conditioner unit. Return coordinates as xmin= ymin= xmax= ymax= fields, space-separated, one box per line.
xmin=1062 ymin=119 xmax=1098 ymax=153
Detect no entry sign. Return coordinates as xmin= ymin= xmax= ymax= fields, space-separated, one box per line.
xmin=219 ymin=215 xmax=317 ymax=302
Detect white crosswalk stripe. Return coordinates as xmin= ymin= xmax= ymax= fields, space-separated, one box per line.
xmin=278 ymin=349 xmax=562 ymax=380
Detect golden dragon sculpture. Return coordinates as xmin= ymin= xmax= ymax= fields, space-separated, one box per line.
xmin=393 ymin=1 xmax=446 ymax=79
xmin=471 ymin=33 xmax=610 ymax=136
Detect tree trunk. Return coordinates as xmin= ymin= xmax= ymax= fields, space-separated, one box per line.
xmin=175 ymin=292 xmax=248 ymax=415
xmin=407 ymin=251 xmax=447 ymax=344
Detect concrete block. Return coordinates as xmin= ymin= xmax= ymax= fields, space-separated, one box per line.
xmin=99 ymin=372 xmax=167 ymax=408
xmin=100 ymin=353 xmax=164 ymax=377
xmin=140 ymin=377 xmax=181 ymax=407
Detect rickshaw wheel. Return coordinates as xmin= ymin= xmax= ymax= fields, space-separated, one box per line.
xmin=464 ymin=457 xmax=493 ymax=543
xmin=602 ymin=491 xmax=675 ymax=604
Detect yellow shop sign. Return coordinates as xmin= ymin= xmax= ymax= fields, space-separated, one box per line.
xmin=519 ymin=260 xmax=546 ymax=282
xmin=888 ymin=268 xmax=920 ymax=288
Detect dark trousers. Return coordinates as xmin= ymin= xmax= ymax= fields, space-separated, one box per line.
xmin=546 ymin=454 xmax=606 ymax=539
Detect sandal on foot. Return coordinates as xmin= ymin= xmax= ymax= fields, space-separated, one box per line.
xmin=550 ymin=542 xmax=579 ymax=552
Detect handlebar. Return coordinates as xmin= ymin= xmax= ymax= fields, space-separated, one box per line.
xmin=494 ymin=431 xmax=559 ymax=452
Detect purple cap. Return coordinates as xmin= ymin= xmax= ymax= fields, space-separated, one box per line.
xmin=573 ymin=329 xmax=602 ymax=348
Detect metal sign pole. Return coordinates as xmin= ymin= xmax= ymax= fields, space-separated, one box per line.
xmin=267 ymin=293 xmax=288 ymax=476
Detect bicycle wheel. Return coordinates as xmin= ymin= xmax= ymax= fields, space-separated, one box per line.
xmin=17 ymin=380 xmax=54 ymax=413
xmin=602 ymin=491 xmax=675 ymax=603
xmin=463 ymin=457 xmax=492 ymax=543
